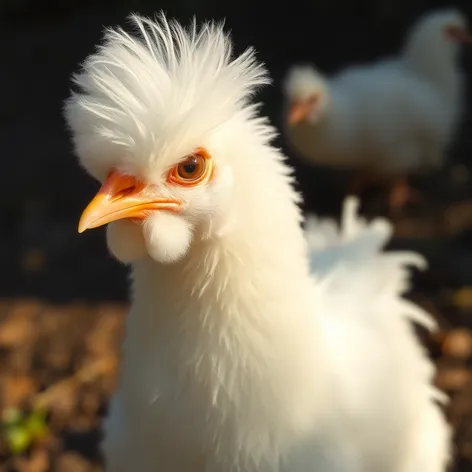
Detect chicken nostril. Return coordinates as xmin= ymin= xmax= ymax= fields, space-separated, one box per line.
xmin=112 ymin=186 xmax=136 ymax=201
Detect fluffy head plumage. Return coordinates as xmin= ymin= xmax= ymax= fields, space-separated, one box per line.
xmin=283 ymin=65 xmax=328 ymax=102
xmin=404 ymin=8 xmax=469 ymax=61
xmin=282 ymin=65 xmax=330 ymax=125
xmin=65 ymin=13 xmax=294 ymax=265
xmin=65 ymin=13 xmax=270 ymax=183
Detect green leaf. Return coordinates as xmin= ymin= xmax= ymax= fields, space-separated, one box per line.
xmin=25 ymin=409 xmax=48 ymax=440
xmin=5 ymin=425 xmax=32 ymax=454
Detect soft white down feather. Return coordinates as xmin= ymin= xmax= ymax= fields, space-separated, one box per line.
xmin=65 ymin=14 xmax=451 ymax=472
xmin=283 ymin=8 xmax=469 ymax=175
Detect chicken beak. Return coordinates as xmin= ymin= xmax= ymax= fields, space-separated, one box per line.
xmin=446 ymin=26 xmax=472 ymax=44
xmin=288 ymin=96 xmax=319 ymax=125
xmin=288 ymin=101 xmax=311 ymax=125
xmin=78 ymin=171 xmax=181 ymax=233
xmin=459 ymin=30 xmax=472 ymax=44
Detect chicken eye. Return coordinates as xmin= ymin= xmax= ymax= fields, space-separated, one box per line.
xmin=177 ymin=155 xmax=205 ymax=180
xmin=167 ymin=149 xmax=213 ymax=187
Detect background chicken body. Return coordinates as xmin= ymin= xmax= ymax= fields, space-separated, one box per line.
xmin=283 ymin=9 xmax=469 ymax=211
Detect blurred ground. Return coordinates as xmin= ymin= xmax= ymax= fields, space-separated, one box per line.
xmin=1 ymin=176 xmax=472 ymax=471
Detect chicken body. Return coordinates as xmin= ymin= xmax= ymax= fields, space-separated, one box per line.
xmin=65 ymin=14 xmax=451 ymax=472
xmin=101 ymin=199 xmax=450 ymax=472
xmin=284 ymin=9 xmax=469 ymax=210
xmin=285 ymin=63 xmax=447 ymax=173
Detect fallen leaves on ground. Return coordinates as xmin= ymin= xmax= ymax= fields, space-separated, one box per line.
xmin=0 ymin=297 xmax=471 ymax=470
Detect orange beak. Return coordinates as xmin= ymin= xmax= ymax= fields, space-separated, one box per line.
xmin=445 ymin=26 xmax=472 ymax=44
xmin=288 ymin=95 xmax=319 ymax=126
xmin=78 ymin=171 xmax=182 ymax=233
xmin=458 ymin=29 xmax=472 ymax=43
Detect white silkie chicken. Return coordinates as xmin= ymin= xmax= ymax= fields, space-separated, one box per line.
xmin=283 ymin=8 xmax=470 ymax=211
xmin=65 ymin=14 xmax=451 ymax=472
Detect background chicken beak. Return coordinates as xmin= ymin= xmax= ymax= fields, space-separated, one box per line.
xmin=78 ymin=171 xmax=181 ymax=233
xmin=460 ymin=31 xmax=472 ymax=43
xmin=288 ymin=102 xmax=311 ymax=125
xmin=288 ymin=95 xmax=320 ymax=125
xmin=454 ymin=29 xmax=472 ymax=43
xmin=446 ymin=26 xmax=472 ymax=43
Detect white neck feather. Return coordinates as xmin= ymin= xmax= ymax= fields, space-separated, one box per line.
xmin=122 ymin=136 xmax=328 ymax=469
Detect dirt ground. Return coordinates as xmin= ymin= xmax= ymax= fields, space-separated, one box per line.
xmin=1 ymin=175 xmax=472 ymax=472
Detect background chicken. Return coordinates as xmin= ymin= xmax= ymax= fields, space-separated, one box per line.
xmin=283 ymin=8 xmax=470 ymax=212
xmin=65 ymin=14 xmax=450 ymax=472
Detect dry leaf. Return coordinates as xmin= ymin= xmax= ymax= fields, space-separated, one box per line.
xmin=0 ymin=310 xmax=38 ymax=348
xmin=53 ymin=452 xmax=93 ymax=472
xmin=452 ymin=287 xmax=472 ymax=309
xmin=0 ymin=375 xmax=37 ymax=409
xmin=436 ymin=367 xmax=472 ymax=392
xmin=442 ymin=329 xmax=472 ymax=359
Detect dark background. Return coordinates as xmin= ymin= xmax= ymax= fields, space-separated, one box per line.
xmin=1 ymin=0 xmax=472 ymax=302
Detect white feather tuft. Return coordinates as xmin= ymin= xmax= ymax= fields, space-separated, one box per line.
xmin=305 ymin=197 xmax=435 ymax=331
xmin=64 ymin=12 xmax=270 ymax=182
xmin=283 ymin=65 xmax=328 ymax=101
xmin=143 ymin=211 xmax=193 ymax=263
xmin=106 ymin=220 xmax=147 ymax=263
